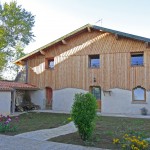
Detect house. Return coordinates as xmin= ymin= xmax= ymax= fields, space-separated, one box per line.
xmin=14 ymin=24 xmax=150 ymax=115
xmin=0 ymin=81 xmax=38 ymax=115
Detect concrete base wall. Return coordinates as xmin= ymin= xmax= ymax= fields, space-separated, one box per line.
xmin=30 ymin=88 xmax=150 ymax=115
xmin=53 ymin=88 xmax=88 ymax=112
xmin=0 ymin=91 xmax=11 ymax=115
xmin=102 ymin=88 xmax=150 ymax=115
xmin=30 ymin=90 xmax=46 ymax=109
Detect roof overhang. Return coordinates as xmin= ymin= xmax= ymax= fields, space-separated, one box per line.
xmin=14 ymin=24 xmax=150 ymax=66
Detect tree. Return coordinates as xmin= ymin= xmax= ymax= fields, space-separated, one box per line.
xmin=0 ymin=1 xmax=35 ymax=79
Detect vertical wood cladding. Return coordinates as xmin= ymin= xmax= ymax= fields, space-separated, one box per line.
xmin=27 ymin=30 xmax=150 ymax=90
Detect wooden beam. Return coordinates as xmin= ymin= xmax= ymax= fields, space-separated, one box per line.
xmin=62 ymin=39 xmax=67 ymax=45
xmin=87 ymin=27 xmax=91 ymax=32
xmin=18 ymin=60 xmax=25 ymax=66
xmin=40 ymin=50 xmax=46 ymax=55
xmin=11 ymin=89 xmax=16 ymax=114
xmin=145 ymin=42 xmax=150 ymax=48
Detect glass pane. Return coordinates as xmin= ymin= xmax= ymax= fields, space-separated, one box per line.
xmin=49 ymin=60 xmax=54 ymax=68
xmin=91 ymin=59 xmax=100 ymax=67
xmin=131 ymin=54 xmax=143 ymax=66
xmin=133 ymin=88 xmax=145 ymax=100
xmin=89 ymin=55 xmax=100 ymax=68
xmin=92 ymin=87 xmax=101 ymax=100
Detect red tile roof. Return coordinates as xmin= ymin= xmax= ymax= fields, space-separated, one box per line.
xmin=0 ymin=81 xmax=38 ymax=91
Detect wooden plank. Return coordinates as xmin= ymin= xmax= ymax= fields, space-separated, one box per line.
xmin=26 ymin=30 xmax=150 ymax=91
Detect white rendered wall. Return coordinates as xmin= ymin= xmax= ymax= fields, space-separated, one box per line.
xmin=0 ymin=91 xmax=11 ymax=115
xmin=30 ymin=90 xmax=46 ymax=109
xmin=102 ymin=88 xmax=150 ymax=115
xmin=53 ymin=88 xmax=88 ymax=112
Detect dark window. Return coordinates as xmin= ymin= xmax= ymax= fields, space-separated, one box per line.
xmin=89 ymin=55 xmax=100 ymax=68
xmin=131 ymin=53 xmax=143 ymax=66
xmin=91 ymin=87 xmax=101 ymax=100
xmin=133 ymin=87 xmax=146 ymax=101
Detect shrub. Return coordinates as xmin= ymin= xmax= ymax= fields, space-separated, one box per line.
xmin=71 ymin=93 xmax=97 ymax=141
xmin=0 ymin=115 xmax=19 ymax=132
xmin=113 ymin=132 xmax=149 ymax=150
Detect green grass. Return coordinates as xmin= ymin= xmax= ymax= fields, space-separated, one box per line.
xmin=50 ymin=116 xmax=150 ymax=149
xmin=2 ymin=112 xmax=70 ymax=136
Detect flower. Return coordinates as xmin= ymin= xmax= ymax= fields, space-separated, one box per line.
xmin=8 ymin=118 xmax=11 ymax=122
xmin=113 ymin=133 xmax=149 ymax=150
xmin=67 ymin=117 xmax=72 ymax=121
xmin=113 ymin=138 xmax=120 ymax=144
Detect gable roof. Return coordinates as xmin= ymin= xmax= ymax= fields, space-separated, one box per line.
xmin=14 ymin=24 xmax=150 ymax=65
xmin=92 ymin=25 xmax=150 ymax=43
xmin=0 ymin=81 xmax=38 ymax=91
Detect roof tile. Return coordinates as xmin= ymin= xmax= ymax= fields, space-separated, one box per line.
xmin=0 ymin=81 xmax=38 ymax=91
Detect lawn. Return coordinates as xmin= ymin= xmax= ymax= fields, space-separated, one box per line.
xmin=50 ymin=116 xmax=150 ymax=149
xmin=1 ymin=112 xmax=70 ymax=136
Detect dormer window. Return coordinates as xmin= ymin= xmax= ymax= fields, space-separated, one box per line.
xmin=131 ymin=53 xmax=144 ymax=66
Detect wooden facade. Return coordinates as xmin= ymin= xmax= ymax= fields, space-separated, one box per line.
xmin=21 ymin=29 xmax=150 ymax=91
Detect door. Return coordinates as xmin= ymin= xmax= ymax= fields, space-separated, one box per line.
xmin=46 ymin=87 xmax=53 ymax=108
xmin=90 ymin=86 xmax=101 ymax=111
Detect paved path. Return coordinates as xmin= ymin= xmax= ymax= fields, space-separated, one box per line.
xmin=0 ymin=134 xmax=109 ymax=150
xmin=15 ymin=121 xmax=77 ymax=141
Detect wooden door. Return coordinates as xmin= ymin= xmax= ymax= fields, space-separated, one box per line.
xmin=90 ymin=86 xmax=101 ymax=111
xmin=46 ymin=87 xmax=52 ymax=108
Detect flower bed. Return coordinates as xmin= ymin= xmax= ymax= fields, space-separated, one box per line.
xmin=0 ymin=115 xmax=19 ymax=133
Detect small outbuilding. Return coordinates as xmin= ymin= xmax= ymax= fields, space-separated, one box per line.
xmin=0 ymin=81 xmax=38 ymax=115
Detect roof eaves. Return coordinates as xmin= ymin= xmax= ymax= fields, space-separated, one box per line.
xmin=92 ymin=25 xmax=150 ymax=42
xmin=14 ymin=24 xmax=92 ymax=65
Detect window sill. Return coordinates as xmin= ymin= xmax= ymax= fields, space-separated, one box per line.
xmin=132 ymin=101 xmax=147 ymax=104
xmin=89 ymin=67 xmax=100 ymax=69
xmin=45 ymin=68 xmax=54 ymax=70
xmin=131 ymin=65 xmax=144 ymax=67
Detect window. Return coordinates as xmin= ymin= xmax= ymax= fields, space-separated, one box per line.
xmin=91 ymin=86 xmax=101 ymax=100
xmin=131 ymin=53 xmax=144 ymax=66
xmin=132 ymin=86 xmax=146 ymax=101
xmin=89 ymin=55 xmax=100 ymax=68
xmin=48 ymin=60 xmax=54 ymax=69
xmin=45 ymin=58 xmax=54 ymax=69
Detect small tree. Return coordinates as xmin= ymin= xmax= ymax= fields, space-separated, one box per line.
xmin=71 ymin=93 xmax=97 ymax=141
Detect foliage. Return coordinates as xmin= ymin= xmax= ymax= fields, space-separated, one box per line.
xmin=0 ymin=1 xmax=35 ymax=48
xmin=0 ymin=1 xmax=35 ymax=79
xmin=71 ymin=93 xmax=97 ymax=141
xmin=113 ymin=132 xmax=149 ymax=150
xmin=0 ymin=115 xmax=19 ymax=132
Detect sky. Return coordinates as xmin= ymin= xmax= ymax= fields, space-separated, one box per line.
xmin=1 ymin=0 xmax=150 ymax=54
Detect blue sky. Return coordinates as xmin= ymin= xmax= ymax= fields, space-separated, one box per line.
xmin=1 ymin=0 xmax=150 ymax=53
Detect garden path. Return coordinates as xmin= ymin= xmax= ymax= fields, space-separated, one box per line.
xmin=15 ymin=121 xmax=77 ymax=141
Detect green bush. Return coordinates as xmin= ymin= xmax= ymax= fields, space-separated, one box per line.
xmin=71 ymin=93 xmax=97 ymax=141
